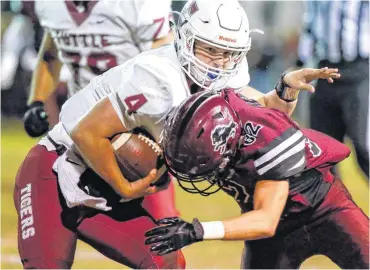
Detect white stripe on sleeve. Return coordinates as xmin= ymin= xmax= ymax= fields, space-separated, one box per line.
xmin=256 ymin=140 xmax=306 ymax=176
xmin=255 ymin=130 xmax=303 ymax=167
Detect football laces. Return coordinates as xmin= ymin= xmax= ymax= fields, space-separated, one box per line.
xmin=138 ymin=134 xmax=163 ymax=156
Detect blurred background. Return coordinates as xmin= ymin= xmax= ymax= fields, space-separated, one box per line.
xmin=1 ymin=0 xmax=368 ymax=269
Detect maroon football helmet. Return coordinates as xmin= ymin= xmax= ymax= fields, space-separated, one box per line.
xmin=163 ymin=91 xmax=242 ymax=195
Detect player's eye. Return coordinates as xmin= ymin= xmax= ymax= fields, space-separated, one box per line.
xmin=207 ymin=47 xmax=216 ymax=54
xmin=223 ymin=52 xmax=232 ymax=58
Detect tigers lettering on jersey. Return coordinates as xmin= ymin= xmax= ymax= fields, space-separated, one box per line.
xmin=19 ymin=183 xmax=35 ymax=240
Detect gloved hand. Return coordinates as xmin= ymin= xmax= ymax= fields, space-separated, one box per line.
xmin=145 ymin=217 xmax=204 ymax=255
xmin=23 ymin=101 xmax=49 ymax=137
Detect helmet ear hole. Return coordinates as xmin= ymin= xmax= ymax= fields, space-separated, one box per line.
xmin=197 ymin=128 xmax=205 ymax=138
xmin=212 ymin=112 xmax=224 ymax=119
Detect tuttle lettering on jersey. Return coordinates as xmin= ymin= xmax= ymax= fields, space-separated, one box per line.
xmin=50 ymin=29 xmax=112 ymax=49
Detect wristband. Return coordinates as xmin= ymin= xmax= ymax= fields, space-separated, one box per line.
xmin=275 ymin=73 xmax=300 ymax=102
xmin=200 ymin=221 xmax=225 ymax=240
xmin=29 ymin=101 xmax=45 ymax=109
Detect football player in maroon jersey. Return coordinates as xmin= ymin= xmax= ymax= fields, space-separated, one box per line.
xmin=13 ymin=1 xmax=341 ymax=268
xmin=145 ymin=90 xmax=369 ymax=269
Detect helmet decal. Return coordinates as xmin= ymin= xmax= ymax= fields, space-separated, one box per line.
xmin=163 ymin=91 xmax=242 ymax=196
xmin=211 ymin=120 xmax=237 ymax=154
xmin=218 ymin=35 xmax=237 ymax=43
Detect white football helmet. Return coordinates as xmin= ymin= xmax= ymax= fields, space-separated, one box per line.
xmin=173 ymin=0 xmax=263 ymax=91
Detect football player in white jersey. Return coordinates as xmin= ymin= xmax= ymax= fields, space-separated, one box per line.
xmin=14 ymin=0 xmax=340 ymax=268
xmin=23 ymin=0 xmax=173 ymax=137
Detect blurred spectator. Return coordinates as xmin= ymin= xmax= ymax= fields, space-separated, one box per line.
xmin=1 ymin=0 xmax=42 ymax=117
xmin=296 ymin=0 xmax=369 ymax=178
xmin=240 ymin=1 xmax=303 ymax=93
xmin=1 ymin=14 xmax=36 ymax=89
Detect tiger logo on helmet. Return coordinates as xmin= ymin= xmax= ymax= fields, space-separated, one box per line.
xmin=162 ymin=91 xmax=241 ymax=195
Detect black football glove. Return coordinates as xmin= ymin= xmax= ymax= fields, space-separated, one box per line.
xmin=145 ymin=217 xmax=204 ymax=256
xmin=23 ymin=101 xmax=49 ymax=137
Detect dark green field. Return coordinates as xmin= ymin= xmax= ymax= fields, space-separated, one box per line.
xmin=2 ymin=118 xmax=368 ymax=269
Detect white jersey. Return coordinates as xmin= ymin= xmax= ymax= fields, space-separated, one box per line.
xmin=40 ymin=44 xmax=251 ymax=211
xmin=35 ymin=0 xmax=172 ymax=94
xmin=41 ymin=44 xmax=189 ymax=211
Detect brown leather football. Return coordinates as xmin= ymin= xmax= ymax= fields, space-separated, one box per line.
xmin=111 ymin=130 xmax=169 ymax=187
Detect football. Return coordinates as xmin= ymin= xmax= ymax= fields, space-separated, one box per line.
xmin=111 ymin=130 xmax=169 ymax=187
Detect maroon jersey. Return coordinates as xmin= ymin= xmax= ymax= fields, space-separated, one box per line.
xmin=221 ymin=90 xmax=351 ymax=213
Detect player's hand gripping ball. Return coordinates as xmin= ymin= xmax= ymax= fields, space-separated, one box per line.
xmin=111 ymin=129 xmax=169 ymax=187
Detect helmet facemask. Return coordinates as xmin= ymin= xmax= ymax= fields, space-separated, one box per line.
xmin=172 ymin=10 xmax=254 ymax=92
xmin=165 ymin=153 xmax=236 ymax=196
xmin=162 ymin=90 xmax=243 ymax=197
xmin=182 ymin=34 xmax=249 ymax=91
